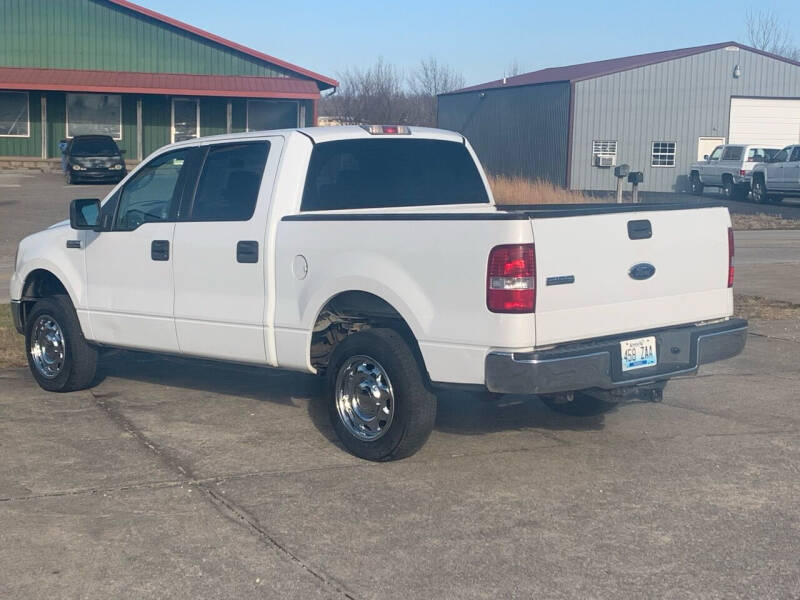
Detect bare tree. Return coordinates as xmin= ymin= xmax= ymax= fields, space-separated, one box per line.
xmin=322 ymin=58 xmax=405 ymax=125
xmin=503 ymin=60 xmax=522 ymax=79
xmin=407 ymin=57 xmax=465 ymax=126
xmin=320 ymin=57 xmax=466 ymax=127
xmin=746 ymin=10 xmax=800 ymax=61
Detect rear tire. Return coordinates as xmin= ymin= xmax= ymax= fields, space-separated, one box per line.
xmin=721 ymin=177 xmax=735 ymax=200
xmin=689 ymin=173 xmax=704 ymax=196
xmin=327 ymin=328 xmax=436 ymax=461
xmin=540 ymin=392 xmax=616 ymax=417
xmin=25 ymin=295 xmax=97 ymax=392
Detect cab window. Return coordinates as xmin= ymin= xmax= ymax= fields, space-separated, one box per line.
xmin=114 ymin=149 xmax=189 ymax=231
xmin=791 ymin=147 xmax=800 ymax=162
xmin=772 ymin=148 xmax=790 ymax=163
xmin=188 ymin=142 xmax=270 ymax=221
xmin=708 ymin=146 xmax=723 ymax=160
xmin=721 ymin=146 xmax=743 ymax=161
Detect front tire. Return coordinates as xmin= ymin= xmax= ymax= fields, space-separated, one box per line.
xmin=25 ymin=295 xmax=97 ymax=392
xmin=65 ymin=169 xmax=74 ymax=185
xmin=752 ymin=178 xmax=769 ymax=204
xmin=327 ymin=328 xmax=436 ymax=461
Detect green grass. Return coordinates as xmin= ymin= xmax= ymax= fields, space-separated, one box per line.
xmin=0 ymin=303 xmax=26 ymax=368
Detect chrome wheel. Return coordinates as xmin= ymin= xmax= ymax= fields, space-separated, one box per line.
xmin=334 ymin=355 xmax=395 ymax=441
xmin=29 ymin=314 xmax=66 ymax=379
xmin=752 ymin=180 xmax=765 ymax=203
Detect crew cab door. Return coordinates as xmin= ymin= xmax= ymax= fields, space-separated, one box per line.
xmin=787 ymin=146 xmax=800 ymax=190
xmin=171 ymin=138 xmax=280 ymax=364
xmin=84 ymin=148 xmax=193 ymax=352
xmin=766 ymin=147 xmax=791 ymax=190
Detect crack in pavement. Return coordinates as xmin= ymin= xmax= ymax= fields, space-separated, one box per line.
xmin=89 ymin=391 xmax=359 ymax=600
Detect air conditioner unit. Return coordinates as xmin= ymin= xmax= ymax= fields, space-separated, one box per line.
xmin=594 ymin=154 xmax=615 ymax=167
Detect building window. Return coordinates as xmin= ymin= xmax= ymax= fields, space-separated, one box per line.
xmin=592 ymin=140 xmax=617 ymax=167
xmin=651 ymin=141 xmax=676 ymax=167
xmin=247 ymin=100 xmax=299 ymax=131
xmin=172 ymin=98 xmax=199 ymax=143
xmin=67 ymin=93 xmax=122 ymax=139
xmin=0 ymin=91 xmax=30 ymax=137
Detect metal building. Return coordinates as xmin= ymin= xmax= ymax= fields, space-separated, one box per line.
xmin=438 ymin=42 xmax=800 ymax=193
xmin=0 ymin=0 xmax=336 ymax=166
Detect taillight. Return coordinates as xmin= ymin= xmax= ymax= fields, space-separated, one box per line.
xmin=739 ymin=169 xmax=747 ymax=176
xmin=728 ymin=227 xmax=735 ymax=288
xmin=487 ymin=244 xmax=536 ymax=313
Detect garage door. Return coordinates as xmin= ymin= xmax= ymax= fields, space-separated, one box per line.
xmin=729 ymin=98 xmax=800 ymax=147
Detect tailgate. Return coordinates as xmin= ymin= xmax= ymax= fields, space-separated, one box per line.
xmin=532 ymin=207 xmax=733 ymax=346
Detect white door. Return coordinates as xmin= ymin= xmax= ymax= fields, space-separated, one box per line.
xmin=697 ymin=137 xmax=724 ymax=161
xmin=729 ymin=98 xmax=800 ymax=147
xmin=172 ymin=98 xmax=199 ymax=143
xmin=85 ymin=148 xmax=192 ymax=352
xmin=172 ymin=138 xmax=281 ymax=364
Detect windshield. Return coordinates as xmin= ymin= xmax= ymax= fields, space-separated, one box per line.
xmin=70 ymin=137 xmax=119 ymax=156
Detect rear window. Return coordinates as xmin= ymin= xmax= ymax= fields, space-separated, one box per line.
xmin=300 ymin=139 xmax=490 ymax=211
xmin=721 ymin=146 xmax=743 ymax=161
xmin=189 ymin=142 xmax=270 ymax=221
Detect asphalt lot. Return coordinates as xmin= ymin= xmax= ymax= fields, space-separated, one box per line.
xmin=1 ymin=171 xmax=799 ymax=598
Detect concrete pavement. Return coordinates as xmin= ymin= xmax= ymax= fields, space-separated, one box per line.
xmin=1 ymin=329 xmax=799 ymax=598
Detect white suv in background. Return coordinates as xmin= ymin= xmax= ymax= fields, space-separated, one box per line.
xmin=689 ymin=144 xmax=780 ymax=200
xmin=751 ymin=145 xmax=800 ymax=204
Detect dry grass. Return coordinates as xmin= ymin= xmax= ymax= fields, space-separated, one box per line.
xmin=731 ymin=213 xmax=800 ymax=230
xmin=734 ymin=294 xmax=800 ymax=321
xmin=488 ymin=175 xmax=599 ymax=205
xmin=0 ymin=303 xmax=26 ymax=368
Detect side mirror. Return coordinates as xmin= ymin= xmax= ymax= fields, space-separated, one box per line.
xmin=70 ymin=198 xmax=101 ymax=230
xmin=703 ymin=154 xmax=709 ymax=161
xmin=119 ymin=148 xmax=127 ymax=154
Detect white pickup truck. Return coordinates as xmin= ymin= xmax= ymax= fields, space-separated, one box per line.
xmin=10 ymin=125 xmax=747 ymax=461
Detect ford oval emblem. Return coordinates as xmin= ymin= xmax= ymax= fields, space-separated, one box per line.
xmin=629 ymin=263 xmax=656 ymax=280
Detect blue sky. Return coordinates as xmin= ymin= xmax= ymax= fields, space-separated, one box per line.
xmin=137 ymin=0 xmax=797 ymax=86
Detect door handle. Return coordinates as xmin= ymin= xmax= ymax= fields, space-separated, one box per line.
xmin=151 ymin=240 xmax=170 ymax=261
xmin=236 ymin=241 xmax=259 ymax=263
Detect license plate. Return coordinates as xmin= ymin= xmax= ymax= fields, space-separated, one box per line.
xmin=620 ymin=336 xmax=657 ymax=371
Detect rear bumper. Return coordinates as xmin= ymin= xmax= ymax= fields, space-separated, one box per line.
xmin=10 ymin=299 xmax=24 ymax=334
xmin=485 ymin=318 xmax=748 ymax=395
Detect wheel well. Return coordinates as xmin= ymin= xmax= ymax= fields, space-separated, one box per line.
xmin=752 ymin=172 xmax=765 ymax=183
xmin=721 ymin=173 xmax=733 ymax=183
xmin=18 ymin=270 xmax=69 ymax=330
xmin=310 ymin=291 xmax=426 ymax=377
xmin=22 ymin=269 xmax=68 ymax=299
xmin=690 ymin=170 xmax=699 ymax=178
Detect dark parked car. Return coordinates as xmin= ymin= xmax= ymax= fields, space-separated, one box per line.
xmin=63 ymin=135 xmax=127 ymax=184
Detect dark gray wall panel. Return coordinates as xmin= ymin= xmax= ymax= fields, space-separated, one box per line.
xmin=438 ymin=82 xmax=570 ymax=186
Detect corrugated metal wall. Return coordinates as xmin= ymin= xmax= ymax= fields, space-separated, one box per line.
xmin=0 ymin=0 xmax=291 ymax=77
xmin=570 ymin=47 xmax=800 ymax=192
xmin=438 ymin=82 xmax=570 ymax=186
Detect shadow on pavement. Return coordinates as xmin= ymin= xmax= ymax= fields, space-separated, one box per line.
xmin=96 ymin=350 xmax=608 ymax=440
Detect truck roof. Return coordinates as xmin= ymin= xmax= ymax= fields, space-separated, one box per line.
xmin=168 ymin=126 xmax=465 ymax=148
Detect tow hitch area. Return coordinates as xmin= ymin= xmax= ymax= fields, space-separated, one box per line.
xmin=580 ymin=382 xmax=666 ymax=404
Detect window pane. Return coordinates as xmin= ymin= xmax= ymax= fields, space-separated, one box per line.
xmin=722 ymin=146 xmax=743 ymax=161
xmin=247 ymin=100 xmax=298 ymax=131
xmin=67 ymin=94 xmax=121 ymax=139
xmin=791 ymin=147 xmax=800 ymax=162
xmin=774 ymin=149 xmax=789 ymax=162
xmin=190 ymin=142 xmax=270 ymax=221
xmin=115 ymin=149 xmax=189 ymax=231
xmin=302 ymin=139 xmax=490 ymax=211
xmin=173 ymin=99 xmax=198 ymax=142
xmin=0 ymin=92 xmax=29 ymax=136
